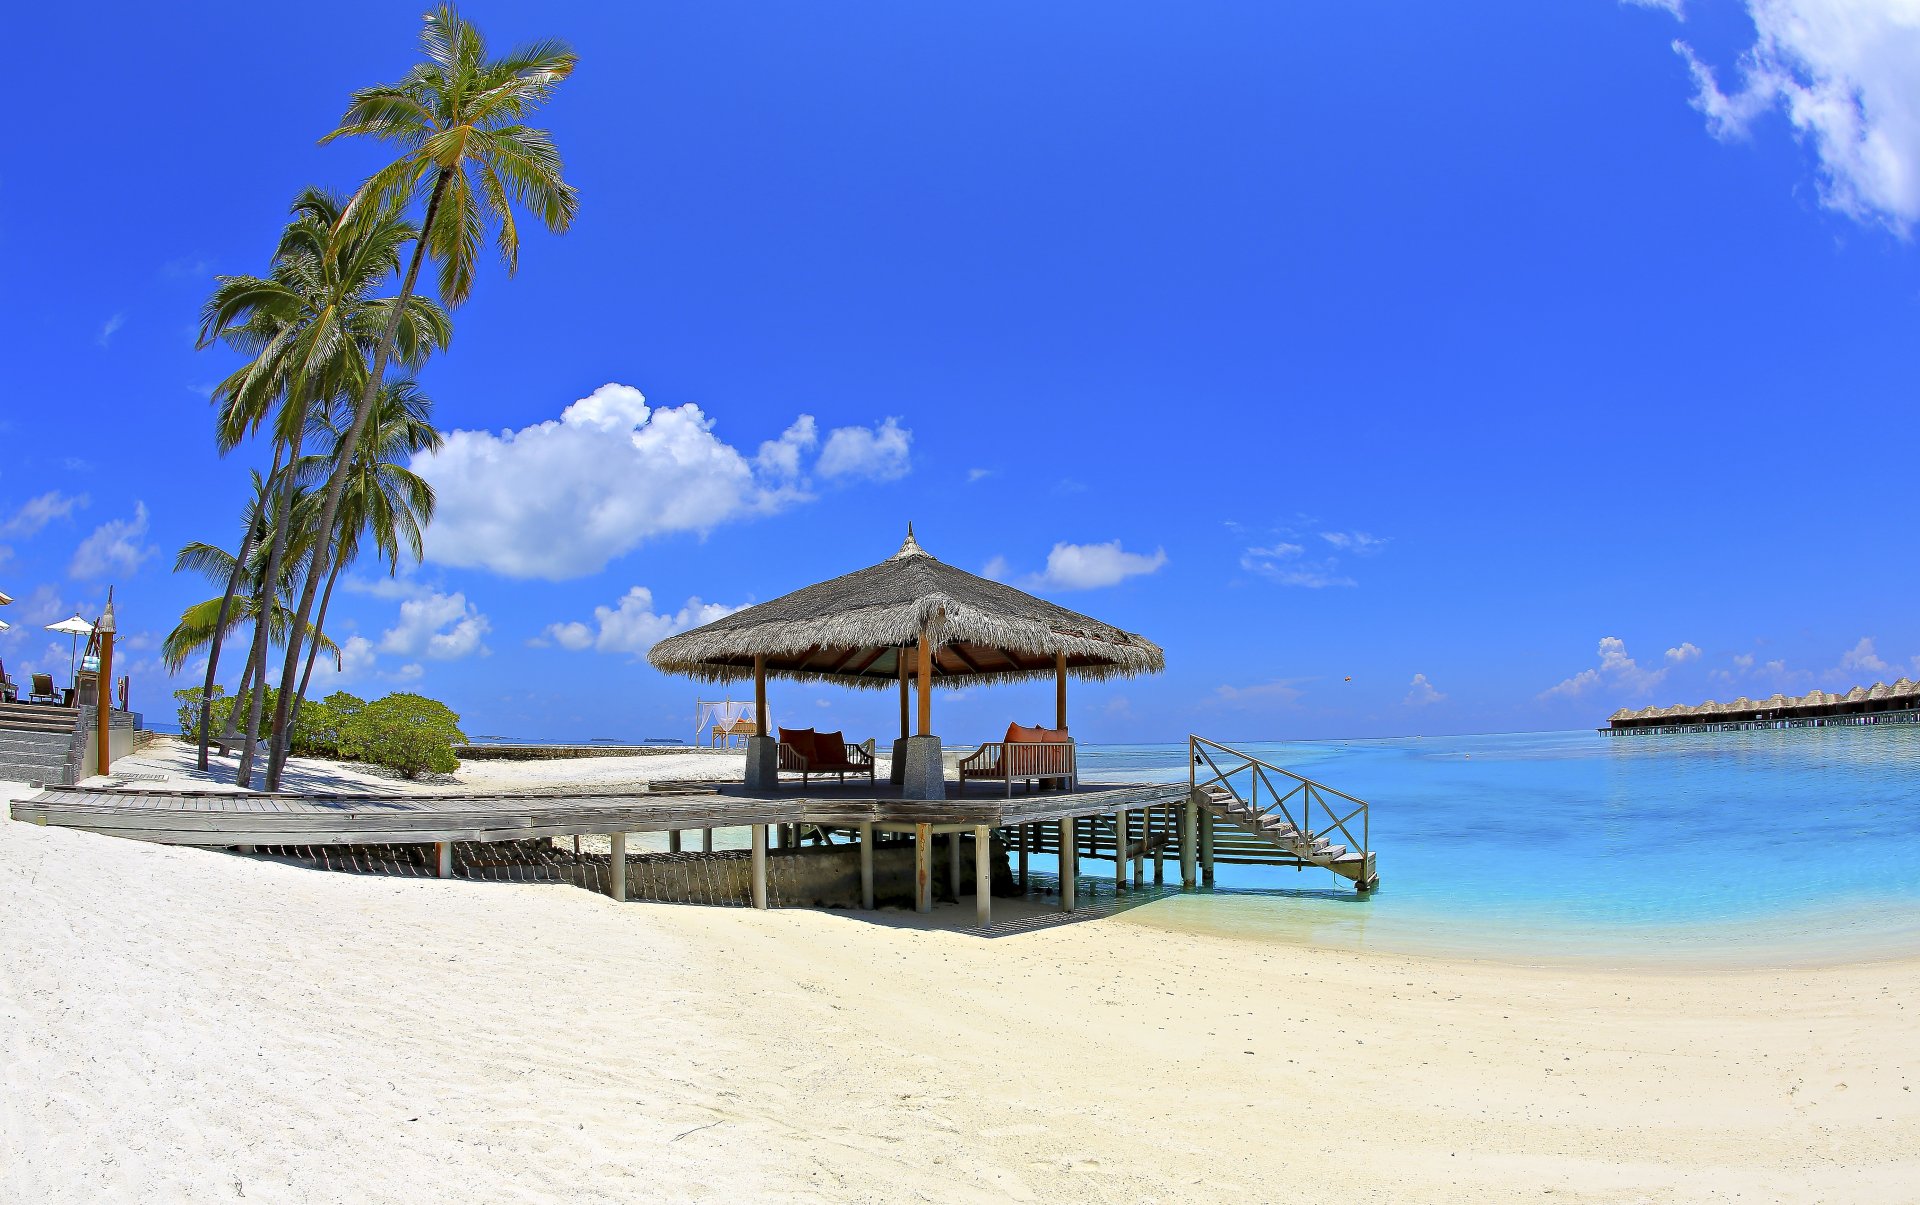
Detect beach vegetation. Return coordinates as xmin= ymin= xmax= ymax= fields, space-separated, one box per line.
xmin=341 ymin=692 xmax=466 ymax=778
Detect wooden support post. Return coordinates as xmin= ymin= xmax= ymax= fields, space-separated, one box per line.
xmin=859 ymin=822 xmax=875 ymax=909
xmin=1114 ymin=810 xmax=1127 ymax=890
xmin=609 ymin=833 xmax=626 ymax=901
xmin=915 ymin=822 xmax=932 ymax=913
xmin=916 ymin=632 xmax=932 ymax=736
xmin=435 ymin=840 xmax=453 ymax=879
xmin=1018 ymin=822 xmax=1029 ymax=890
xmin=1133 ymin=810 xmax=1146 ymax=886
xmin=702 ymin=828 xmax=714 ymax=854
xmin=898 ymin=649 xmax=910 ymax=740
xmin=975 ymin=826 xmax=992 ymax=927
xmin=572 ymin=834 xmax=581 ymax=856
xmin=1181 ymin=794 xmax=1198 ymax=889
xmin=1059 ymin=816 xmax=1076 ymax=912
xmin=668 ymin=829 xmax=682 ymax=854
xmin=948 ymin=829 xmax=962 ymax=903
xmin=1200 ymin=809 xmax=1215 ymax=886
xmin=1153 ymin=805 xmax=1165 ymax=885
xmin=1055 ymin=652 xmax=1067 ymax=732
xmin=750 ymin=825 xmax=768 ymax=908
xmin=95 ymin=616 xmax=115 ymax=778
xmin=753 ymin=653 xmax=768 ymax=736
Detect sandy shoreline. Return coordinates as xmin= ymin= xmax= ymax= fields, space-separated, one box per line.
xmin=5 ymin=747 xmax=1918 ymax=1201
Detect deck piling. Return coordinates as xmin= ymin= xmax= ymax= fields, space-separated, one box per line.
xmin=915 ymin=822 xmax=932 ymax=913
xmin=609 ymin=833 xmax=627 ymax=901
xmin=975 ymin=825 xmax=992 ymax=927
xmin=858 ymin=821 xmax=875 ymax=909
xmin=435 ymin=840 xmax=452 ymax=879
xmin=750 ymin=825 xmax=767 ymax=909
xmin=1060 ymin=816 xmax=1076 ymax=912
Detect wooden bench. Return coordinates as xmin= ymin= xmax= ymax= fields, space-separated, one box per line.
xmin=777 ymin=727 xmax=876 ymax=787
xmin=959 ymin=724 xmax=1077 ymax=796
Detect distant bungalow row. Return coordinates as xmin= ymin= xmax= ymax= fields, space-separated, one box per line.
xmin=1605 ymin=679 xmax=1920 ymax=735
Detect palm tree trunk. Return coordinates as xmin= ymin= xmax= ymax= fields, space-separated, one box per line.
xmin=236 ymin=420 xmax=307 ymax=788
xmin=264 ymin=168 xmax=452 ymax=790
xmin=196 ymin=447 xmax=283 ymax=770
xmin=284 ymin=556 xmax=344 ymax=763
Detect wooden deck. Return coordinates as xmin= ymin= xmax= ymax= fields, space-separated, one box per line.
xmin=8 ymin=779 xmax=1189 ymax=847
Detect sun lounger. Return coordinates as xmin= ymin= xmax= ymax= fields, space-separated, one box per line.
xmin=959 ymin=722 xmax=1077 ymax=796
xmin=777 ymin=727 xmax=876 ymax=786
xmin=28 ymin=673 xmax=59 ymax=705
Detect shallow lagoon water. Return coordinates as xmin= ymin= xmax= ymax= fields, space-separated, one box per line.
xmin=1076 ymin=727 xmax=1920 ymax=966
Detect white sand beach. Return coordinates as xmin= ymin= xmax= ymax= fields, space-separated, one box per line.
xmin=4 ymin=747 xmax=1918 ymax=1202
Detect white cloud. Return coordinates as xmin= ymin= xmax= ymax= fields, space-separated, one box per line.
xmin=306 ymin=635 xmax=380 ymax=690
xmin=1405 ymin=673 xmax=1447 ymax=706
xmin=3 ymin=491 xmax=88 ymax=537
xmin=1732 ymin=652 xmax=1756 ymax=670
xmin=96 ymin=313 xmax=125 ymax=347
xmin=754 ymin=415 xmax=818 ymax=480
xmin=1319 ymin=531 xmax=1387 ymax=555
xmin=1665 ymin=641 xmax=1703 ymax=663
xmin=816 ymin=417 xmax=912 ymax=482
xmin=1542 ymin=636 xmax=1669 ymax=700
xmin=414 ymin=384 xmax=909 ymax=580
xmin=1837 ymin=636 xmax=1891 ymax=673
xmin=1671 ymin=0 xmax=1920 ymax=230
xmin=1212 ymin=679 xmax=1307 ymax=708
xmin=1240 ymin=542 xmax=1354 ymax=589
xmin=69 ymin=502 xmax=157 ymax=579
xmin=1624 ymin=0 xmax=1686 ymax=16
xmin=542 ymin=586 xmax=745 ymax=658
xmin=981 ymin=555 xmax=1011 ymax=581
xmin=379 ymin=591 xmax=490 ymax=660
xmin=966 ymin=468 xmax=995 ymax=484
xmin=1033 ymin=541 xmax=1167 ymax=590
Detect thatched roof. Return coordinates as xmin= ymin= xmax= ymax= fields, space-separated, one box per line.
xmin=647 ymin=528 xmax=1166 ymax=689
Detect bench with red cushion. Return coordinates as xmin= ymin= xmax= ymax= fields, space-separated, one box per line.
xmin=959 ymin=723 xmax=1077 ymax=795
xmin=777 ymin=726 xmax=876 ymax=786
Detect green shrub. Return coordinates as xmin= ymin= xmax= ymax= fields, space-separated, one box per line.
xmin=344 ymin=692 xmax=466 ymax=779
xmin=173 ymin=686 xmax=233 ymax=739
xmin=288 ymin=690 xmax=366 ymax=758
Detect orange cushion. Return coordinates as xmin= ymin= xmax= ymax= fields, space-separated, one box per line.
xmin=813 ymin=730 xmax=847 ymax=765
xmin=779 ymin=727 xmax=815 ymax=760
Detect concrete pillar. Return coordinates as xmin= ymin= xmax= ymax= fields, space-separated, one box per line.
xmin=750 ymin=825 xmax=768 ymax=909
xmin=668 ymin=829 xmax=682 ymax=854
xmin=915 ymin=822 xmax=932 ymax=913
xmin=609 ymin=833 xmax=627 ymax=902
xmin=1153 ymin=805 xmax=1165 ymax=885
xmin=975 ymin=826 xmax=992 ymax=927
xmin=859 ymin=821 xmax=875 ymax=909
xmin=1018 ymin=822 xmax=1029 ymax=890
xmin=744 ymin=734 xmax=779 ymax=792
xmin=435 ymin=841 xmax=453 ymax=879
xmin=1182 ymin=791 xmax=1199 ymax=889
xmin=899 ymin=735 xmax=945 ymax=801
xmin=1114 ymin=810 xmax=1127 ymax=890
xmin=702 ymin=828 xmax=714 ymax=854
xmin=1200 ymin=808 xmax=1215 ymax=886
xmin=1060 ymin=816 xmax=1076 ymax=912
xmin=947 ymin=829 xmax=962 ymax=903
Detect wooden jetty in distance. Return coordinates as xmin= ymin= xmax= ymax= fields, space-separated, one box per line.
xmin=1604 ymin=679 xmax=1920 ymax=736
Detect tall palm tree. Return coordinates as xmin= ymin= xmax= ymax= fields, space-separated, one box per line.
xmin=265 ymin=6 xmax=577 ymax=790
xmin=189 ymin=470 xmax=272 ymax=768
xmin=281 ymin=380 xmax=441 ymax=745
xmin=200 ymin=187 xmax=450 ymax=785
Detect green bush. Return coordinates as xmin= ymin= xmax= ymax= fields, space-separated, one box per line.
xmin=289 ymin=691 xmax=365 ymax=758
xmin=174 ymin=685 xmax=234 ymax=740
xmin=343 ymin=692 xmax=466 ymax=779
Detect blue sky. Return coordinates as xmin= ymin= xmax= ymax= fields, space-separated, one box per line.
xmin=4 ymin=0 xmax=1919 ymax=743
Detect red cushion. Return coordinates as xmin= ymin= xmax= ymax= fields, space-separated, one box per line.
xmin=779 ymin=727 xmax=816 ymax=760
xmin=813 ymin=730 xmax=847 ymax=765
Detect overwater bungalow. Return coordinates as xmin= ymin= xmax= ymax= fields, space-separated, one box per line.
xmin=1606 ymin=678 xmax=1920 ymax=734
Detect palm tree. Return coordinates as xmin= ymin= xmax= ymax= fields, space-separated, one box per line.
xmin=281 ymin=380 xmax=441 ymax=745
xmin=188 ymin=470 xmax=272 ymax=769
xmin=200 ymin=187 xmax=450 ymax=785
xmin=264 ymin=6 xmax=577 ymax=789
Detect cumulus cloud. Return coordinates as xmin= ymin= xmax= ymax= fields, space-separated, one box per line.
xmin=542 ymin=587 xmax=745 ymax=657
xmin=817 ymin=417 xmax=912 ymax=481
xmin=3 ymin=491 xmax=88 ymax=537
xmin=1241 ymin=542 xmax=1354 ymax=589
xmin=1837 ymin=636 xmax=1891 ymax=673
xmin=1033 ymin=541 xmax=1167 ymax=590
xmin=1320 ymin=531 xmax=1388 ymax=555
xmin=1624 ymin=0 xmax=1686 ymax=15
xmin=1666 ymin=0 xmax=1920 ymax=230
xmin=1665 ymin=641 xmax=1703 ymax=663
xmin=96 ymin=313 xmax=125 ymax=347
xmin=1542 ymin=636 xmax=1669 ymax=700
xmin=379 ymin=591 xmax=491 ymax=660
xmin=1405 ymin=673 xmax=1447 ymax=706
xmin=981 ymin=555 xmax=1011 ymax=582
xmin=414 ymin=384 xmax=912 ymax=579
xmin=967 ymin=468 xmax=995 ymax=484
xmin=69 ymin=502 xmax=157 ymax=579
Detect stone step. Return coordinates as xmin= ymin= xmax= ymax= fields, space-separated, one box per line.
xmin=0 ymin=763 xmax=73 ymax=786
xmin=0 ymin=744 xmax=69 ymax=764
xmin=0 ymin=717 xmax=81 ymax=736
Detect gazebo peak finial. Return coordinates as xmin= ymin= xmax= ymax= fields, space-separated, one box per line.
xmin=890 ymin=523 xmax=932 ymax=561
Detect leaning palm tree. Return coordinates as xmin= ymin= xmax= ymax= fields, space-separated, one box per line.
xmin=187 ymin=471 xmax=272 ymax=768
xmin=200 ymin=187 xmax=450 ymax=785
xmin=264 ymin=6 xmax=577 ymax=789
xmin=280 ymin=380 xmax=441 ymax=746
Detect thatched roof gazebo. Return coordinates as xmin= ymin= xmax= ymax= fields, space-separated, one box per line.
xmin=649 ymin=527 xmax=1165 ymax=798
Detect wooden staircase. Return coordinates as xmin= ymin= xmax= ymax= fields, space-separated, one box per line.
xmin=1191 ymin=736 xmax=1378 ymax=891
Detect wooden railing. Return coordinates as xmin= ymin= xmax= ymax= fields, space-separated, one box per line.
xmin=1189 ymin=735 xmax=1370 ymax=873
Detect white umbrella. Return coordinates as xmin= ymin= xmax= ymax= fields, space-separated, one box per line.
xmin=0 ymin=589 xmax=14 ymax=605
xmin=45 ymin=614 xmax=94 ymax=692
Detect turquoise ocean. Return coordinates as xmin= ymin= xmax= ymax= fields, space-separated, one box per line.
xmin=1075 ymin=726 xmax=1920 ymax=967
